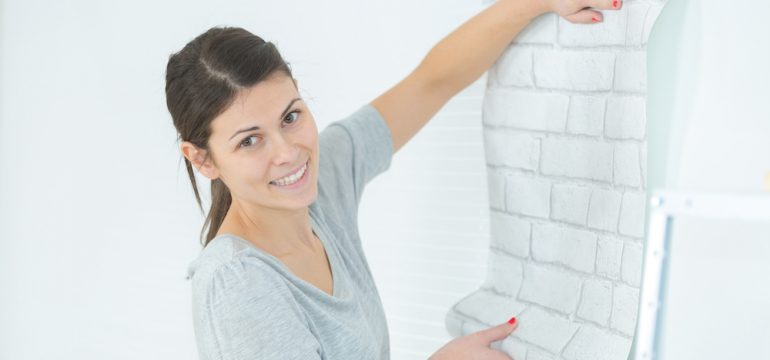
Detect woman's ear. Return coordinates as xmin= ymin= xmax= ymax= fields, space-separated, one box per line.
xmin=180 ymin=141 xmax=220 ymax=180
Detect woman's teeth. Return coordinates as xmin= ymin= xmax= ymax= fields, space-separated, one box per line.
xmin=270 ymin=162 xmax=307 ymax=186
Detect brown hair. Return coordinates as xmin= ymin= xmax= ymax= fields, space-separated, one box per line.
xmin=164 ymin=26 xmax=295 ymax=247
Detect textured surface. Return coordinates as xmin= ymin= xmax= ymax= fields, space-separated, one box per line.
xmin=446 ymin=1 xmax=667 ymax=358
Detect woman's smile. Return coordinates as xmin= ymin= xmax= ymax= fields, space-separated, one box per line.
xmin=269 ymin=159 xmax=310 ymax=190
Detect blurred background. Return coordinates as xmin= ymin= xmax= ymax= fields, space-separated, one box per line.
xmin=0 ymin=0 xmax=494 ymax=359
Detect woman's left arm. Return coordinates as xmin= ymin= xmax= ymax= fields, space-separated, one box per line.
xmin=371 ymin=0 xmax=620 ymax=153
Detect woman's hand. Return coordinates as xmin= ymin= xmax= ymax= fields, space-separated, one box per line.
xmin=428 ymin=318 xmax=519 ymax=360
xmin=533 ymin=0 xmax=622 ymax=23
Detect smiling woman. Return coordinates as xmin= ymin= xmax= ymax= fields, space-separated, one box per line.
xmin=166 ymin=26 xmax=395 ymax=359
xmin=165 ymin=27 xmax=301 ymax=247
xmin=185 ymin=73 xmax=322 ymax=238
xmin=166 ymin=0 xmax=621 ymax=358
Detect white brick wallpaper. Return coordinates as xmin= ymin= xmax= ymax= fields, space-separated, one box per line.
xmin=446 ymin=1 xmax=667 ymax=359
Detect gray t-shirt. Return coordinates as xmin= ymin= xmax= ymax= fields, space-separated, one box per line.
xmin=187 ymin=104 xmax=394 ymax=360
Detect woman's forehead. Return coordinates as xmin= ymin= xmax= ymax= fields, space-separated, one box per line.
xmin=211 ymin=76 xmax=300 ymax=139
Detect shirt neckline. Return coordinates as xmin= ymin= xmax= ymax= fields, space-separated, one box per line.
xmin=216 ymin=210 xmax=342 ymax=299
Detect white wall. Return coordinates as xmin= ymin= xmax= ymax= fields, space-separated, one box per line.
xmin=0 ymin=1 xmax=492 ymax=359
xmin=655 ymin=2 xmax=770 ymax=192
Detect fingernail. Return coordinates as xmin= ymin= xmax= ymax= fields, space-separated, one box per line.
xmin=507 ymin=316 xmax=517 ymax=325
xmin=592 ymin=17 xmax=600 ymax=22
xmin=613 ymin=0 xmax=620 ymax=8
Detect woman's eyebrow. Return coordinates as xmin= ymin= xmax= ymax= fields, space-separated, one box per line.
xmin=228 ymin=97 xmax=302 ymax=140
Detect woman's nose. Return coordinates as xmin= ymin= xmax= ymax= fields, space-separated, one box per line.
xmin=270 ymin=134 xmax=299 ymax=166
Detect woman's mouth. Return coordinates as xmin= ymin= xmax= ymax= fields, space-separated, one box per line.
xmin=269 ymin=160 xmax=309 ymax=188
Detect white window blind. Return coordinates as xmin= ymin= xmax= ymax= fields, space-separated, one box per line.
xmin=360 ymin=76 xmax=491 ymax=360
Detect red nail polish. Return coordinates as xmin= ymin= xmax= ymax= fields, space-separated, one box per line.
xmin=592 ymin=17 xmax=600 ymax=22
xmin=508 ymin=317 xmax=517 ymax=325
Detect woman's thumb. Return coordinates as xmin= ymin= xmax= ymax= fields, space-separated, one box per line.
xmin=476 ymin=317 xmax=518 ymax=345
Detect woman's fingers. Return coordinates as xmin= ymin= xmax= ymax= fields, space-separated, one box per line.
xmin=473 ymin=319 xmax=518 ymax=346
xmin=563 ymin=8 xmax=604 ymax=24
xmin=583 ymin=0 xmax=621 ymax=11
xmin=560 ymin=0 xmax=621 ymax=24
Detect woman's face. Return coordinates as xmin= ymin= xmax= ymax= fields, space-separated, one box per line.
xmin=188 ymin=74 xmax=319 ymax=212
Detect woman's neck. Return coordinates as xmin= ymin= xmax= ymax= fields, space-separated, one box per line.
xmin=218 ymin=200 xmax=317 ymax=257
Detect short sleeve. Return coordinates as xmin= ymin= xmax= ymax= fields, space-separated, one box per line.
xmin=190 ymin=259 xmax=322 ymax=360
xmin=317 ymin=104 xmax=394 ymax=212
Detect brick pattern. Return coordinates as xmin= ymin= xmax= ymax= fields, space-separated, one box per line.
xmin=447 ymin=1 xmax=666 ymax=358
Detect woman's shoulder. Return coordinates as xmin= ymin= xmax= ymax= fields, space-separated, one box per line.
xmin=186 ymin=234 xmax=279 ymax=291
xmin=318 ymin=103 xmax=391 ymax=153
xmin=314 ymin=104 xmax=393 ymax=212
xmin=186 ymin=236 xmax=314 ymax=356
xmin=187 ymin=234 xmax=246 ymax=271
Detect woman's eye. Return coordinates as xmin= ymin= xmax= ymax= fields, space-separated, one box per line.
xmin=240 ymin=135 xmax=259 ymax=148
xmin=283 ymin=110 xmax=301 ymax=126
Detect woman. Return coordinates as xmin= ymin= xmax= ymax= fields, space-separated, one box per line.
xmin=165 ymin=0 xmax=621 ymax=358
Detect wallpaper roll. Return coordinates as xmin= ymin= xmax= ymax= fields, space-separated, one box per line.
xmin=446 ymin=1 xmax=668 ymax=359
